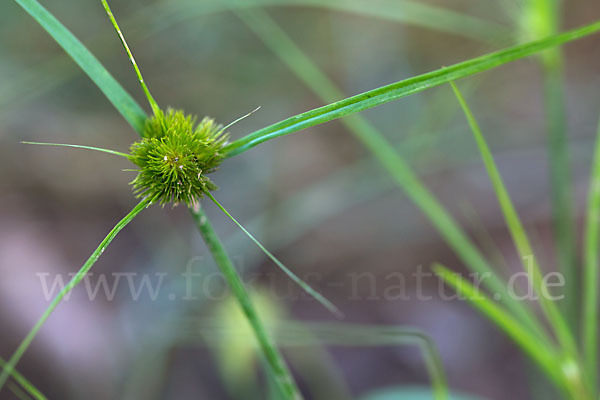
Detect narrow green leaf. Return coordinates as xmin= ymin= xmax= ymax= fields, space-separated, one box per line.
xmin=582 ymin=115 xmax=600 ymax=387
xmin=432 ymin=264 xmax=566 ymax=391
xmin=223 ymin=19 xmax=600 ymax=157
xmin=543 ymin=54 xmax=577 ymax=333
xmin=522 ymin=0 xmax=578 ymax=332
xmin=359 ymin=385 xmax=481 ymax=400
xmin=449 ymin=81 xmax=576 ymax=357
xmin=0 ymin=197 xmax=153 ymax=392
xmin=155 ymin=0 xmax=510 ymax=44
xmin=13 ymin=0 xmax=147 ymax=134
xmin=206 ymin=192 xmax=343 ymax=319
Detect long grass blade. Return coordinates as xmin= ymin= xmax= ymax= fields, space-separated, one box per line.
xmin=543 ymin=54 xmax=577 ymax=329
xmin=206 ymin=192 xmax=343 ymax=319
xmin=582 ymin=115 xmax=600 ymax=390
xmin=223 ymin=19 xmax=600 ymax=157
xmin=0 ymin=197 xmax=153 ymax=392
xmin=522 ymin=0 xmax=578 ymax=332
xmin=449 ymin=82 xmax=577 ymax=357
xmin=189 ymin=204 xmax=302 ymax=400
xmin=195 ymin=0 xmax=510 ymax=44
xmin=12 ymin=0 xmax=147 ymax=134
xmin=432 ymin=263 xmax=566 ymax=392
xmin=233 ymin=6 xmax=548 ymax=341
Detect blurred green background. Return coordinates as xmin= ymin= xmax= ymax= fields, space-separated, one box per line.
xmin=1 ymin=0 xmax=599 ymax=399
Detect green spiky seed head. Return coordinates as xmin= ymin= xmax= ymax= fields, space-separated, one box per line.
xmin=128 ymin=108 xmax=228 ymax=206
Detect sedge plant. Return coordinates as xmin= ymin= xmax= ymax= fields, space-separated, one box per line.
xmin=4 ymin=0 xmax=600 ymax=398
xmin=0 ymin=1 xmax=342 ymax=399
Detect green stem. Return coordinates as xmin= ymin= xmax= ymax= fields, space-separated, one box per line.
xmin=582 ymin=115 xmax=600 ymax=394
xmin=0 ymin=197 xmax=152 ymax=393
xmin=541 ymin=48 xmax=577 ymax=326
xmin=189 ymin=204 xmax=302 ymax=400
xmin=525 ymin=0 xmax=577 ymax=333
xmin=433 ymin=264 xmax=568 ymax=393
xmin=450 ymin=81 xmax=576 ymax=358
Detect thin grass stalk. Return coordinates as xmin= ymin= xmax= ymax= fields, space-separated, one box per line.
xmin=189 ymin=204 xmax=302 ymax=400
xmin=582 ymin=115 xmax=600 ymax=393
xmin=433 ymin=264 xmax=570 ymax=396
xmin=170 ymin=0 xmax=510 ymax=43
xmin=530 ymin=0 xmax=578 ymax=334
xmin=0 ymin=197 xmax=153 ymax=392
xmin=142 ymin=0 xmax=508 ymax=44
xmin=542 ymin=51 xmax=577 ymax=321
xmin=449 ymin=82 xmax=577 ymax=358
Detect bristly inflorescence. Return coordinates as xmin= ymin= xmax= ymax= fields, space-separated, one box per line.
xmin=127 ymin=108 xmax=228 ymax=206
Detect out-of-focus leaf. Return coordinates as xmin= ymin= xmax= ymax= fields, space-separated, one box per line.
xmin=359 ymin=385 xmax=485 ymax=400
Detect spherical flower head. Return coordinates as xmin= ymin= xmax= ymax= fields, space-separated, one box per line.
xmin=128 ymin=108 xmax=228 ymax=206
